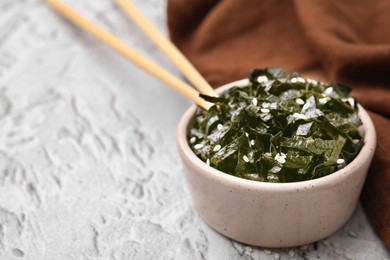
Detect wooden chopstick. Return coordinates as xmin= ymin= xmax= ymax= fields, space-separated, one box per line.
xmin=47 ymin=0 xmax=213 ymax=110
xmin=116 ymin=0 xmax=219 ymax=98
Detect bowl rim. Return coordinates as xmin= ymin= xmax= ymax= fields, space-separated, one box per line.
xmin=177 ymin=79 xmax=377 ymax=192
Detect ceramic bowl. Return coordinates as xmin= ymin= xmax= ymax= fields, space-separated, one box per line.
xmin=176 ymin=79 xmax=376 ymax=248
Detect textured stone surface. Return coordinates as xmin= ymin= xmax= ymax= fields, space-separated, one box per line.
xmin=0 ymin=0 xmax=389 ymax=259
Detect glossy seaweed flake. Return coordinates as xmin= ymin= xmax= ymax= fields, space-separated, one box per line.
xmin=188 ymin=67 xmax=364 ymax=183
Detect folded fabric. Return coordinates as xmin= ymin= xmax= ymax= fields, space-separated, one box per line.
xmin=167 ymin=0 xmax=390 ymax=249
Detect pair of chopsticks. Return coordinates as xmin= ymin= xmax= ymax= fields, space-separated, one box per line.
xmin=47 ymin=0 xmax=218 ymax=110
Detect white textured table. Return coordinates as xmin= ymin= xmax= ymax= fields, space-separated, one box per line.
xmin=0 ymin=0 xmax=389 ymax=259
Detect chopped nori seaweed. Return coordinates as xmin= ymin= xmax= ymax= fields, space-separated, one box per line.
xmin=189 ymin=68 xmax=363 ymax=183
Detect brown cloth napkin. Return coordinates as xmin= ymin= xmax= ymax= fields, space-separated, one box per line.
xmin=167 ymin=0 xmax=390 ymax=249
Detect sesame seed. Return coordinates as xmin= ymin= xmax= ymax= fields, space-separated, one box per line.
xmin=288 ymin=250 xmax=295 ymax=257
xmin=274 ymin=253 xmax=280 ymax=259
xmin=262 ymin=102 xmax=270 ymax=108
xmin=206 ymin=158 xmax=210 ymax=165
xmin=292 ymin=113 xmax=307 ymax=120
xmin=257 ymin=75 xmax=268 ymax=83
xmin=337 ymin=158 xmax=345 ymax=164
xmin=217 ymin=124 xmax=223 ymax=131
xmin=324 ymin=87 xmax=333 ymax=95
xmin=264 ymin=249 xmax=272 ymax=255
xmin=213 ymin=144 xmax=221 ymax=152
xmin=277 ymin=158 xmax=286 ymax=164
xmin=250 ymin=140 xmax=255 ymax=145
xmin=261 ymin=102 xmax=271 ymax=108
xmin=194 ymin=144 xmax=204 ymax=150
xmin=252 ymin=98 xmax=258 ymax=106
xmin=308 ymin=79 xmax=318 ymax=85
xmin=243 ymin=155 xmax=249 ymax=162
xmin=270 ymin=166 xmax=282 ymax=173
xmin=275 ymin=153 xmax=286 ymax=160
xmin=290 ymin=77 xmax=306 ymax=84
xmin=302 ymin=103 xmax=310 ymax=110
xmin=275 ymin=153 xmax=286 ymax=164
xmin=319 ymin=97 xmax=330 ymax=104
xmin=261 ymin=108 xmax=270 ymax=113
xmin=306 ymin=138 xmax=315 ymax=144
xmin=295 ymin=98 xmax=305 ymax=105
xmin=190 ymin=137 xmax=196 ymax=144
xmin=264 ymin=152 xmax=272 ymax=157
xmin=297 ymin=77 xmax=306 ymax=83
xmin=352 ymin=139 xmax=360 ymax=144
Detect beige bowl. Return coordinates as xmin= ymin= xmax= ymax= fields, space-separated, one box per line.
xmin=176 ymin=79 xmax=376 ymax=248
